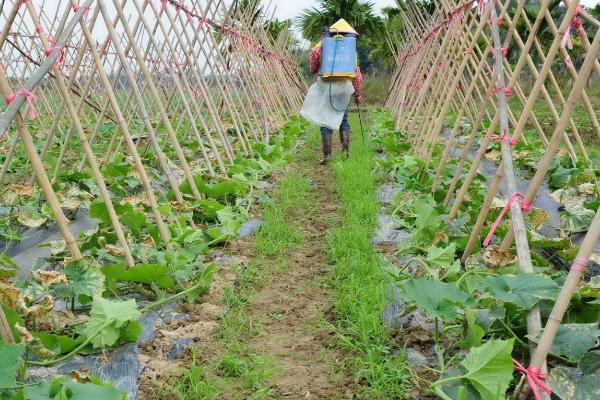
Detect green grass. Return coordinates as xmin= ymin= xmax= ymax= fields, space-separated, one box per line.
xmin=171 ymin=346 xmax=219 ymax=400
xmin=506 ymin=77 xmax=600 ymax=150
xmin=255 ymin=172 xmax=311 ymax=256
xmin=362 ymin=74 xmax=391 ymax=107
xmin=325 ymin=115 xmax=409 ymax=399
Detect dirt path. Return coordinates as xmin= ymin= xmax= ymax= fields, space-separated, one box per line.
xmin=243 ymin=149 xmax=350 ymax=399
xmin=224 ymin=138 xmax=354 ymax=399
xmin=137 ymin=136 xmax=354 ymax=399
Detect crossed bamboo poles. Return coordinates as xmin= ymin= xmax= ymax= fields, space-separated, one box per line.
xmin=0 ymin=0 xmax=304 ymax=267
xmin=387 ymin=0 xmax=600 ymax=397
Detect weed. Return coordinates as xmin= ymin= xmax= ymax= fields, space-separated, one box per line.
xmin=173 ymin=346 xmax=219 ymax=400
xmin=255 ymin=172 xmax=311 ymax=256
xmin=325 ymin=114 xmax=409 ymax=398
xmin=217 ymin=348 xmax=249 ymax=378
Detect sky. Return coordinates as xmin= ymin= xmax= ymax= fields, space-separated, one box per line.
xmin=270 ymin=0 xmax=599 ymax=47
xmin=271 ymin=0 xmax=397 ymax=25
xmin=272 ymin=0 xmax=600 ymax=24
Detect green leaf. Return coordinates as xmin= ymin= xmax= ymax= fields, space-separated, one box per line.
xmin=103 ymin=162 xmax=130 ymax=178
xmin=23 ymin=376 xmax=123 ymax=400
xmin=121 ymin=321 xmax=143 ymax=343
xmin=32 ymin=332 xmax=84 ymax=355
xmin=463 ymin=308 xmax=484 ymax=349
xmin=549 ymin=164 xmax=581 ymax=189
xmin=207 ymin=207 xmax=241 ymax=245
xmin=426 ymin=243 xmax=457 ymax=268
xmin=185 ymin=263 xmax=216 ymax=303
xmin=115 ymin=203 xmax=147 ymax=231
xmin=82 ymin=296 xmax=141 ymax=349
xmin=560 ymin=202 xmax=595 ymax=232
xmin=548 ymin=351 xmax=600 ymax=400
xmin=0 ymin=342 xmax=25 ymax=389
xmin=89 ymin=201 xmax=147 ymax=231
xmin=411 ymin=201 xmax=441 ymax=245
xmin=101 ymin=263 xmax=174 ymax=291
xmin=89 ymin=201 xmax=111 ymax=225
xmin=1 ymin=304 xmax=24 ymax=342
xmin=0 ymin=254 xmax=17 ymax=278
xmin=63 ymin=260 xmax=105 ymax=302
xmin=193 ymin=199 xmax=225 ymax=221
xmin=460 ymin=339 xmax=515 ymax=400
xmin=475 ymin=303 xmax=506 ymax=330
xmin=398 ymin=278 xmax=470 ymax=321
xmin=479 ymin=273 xmax=559 ymax=309
xmin=207 ymin=180 xmax=246 ymax=200
xmin=541 ymin=324 xmax=600 ymax=363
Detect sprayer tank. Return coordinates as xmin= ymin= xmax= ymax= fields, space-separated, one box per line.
xmin=320 ymin=34 xmax=357 ymax=79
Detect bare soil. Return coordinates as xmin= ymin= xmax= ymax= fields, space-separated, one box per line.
xmin=242 ymin=159 xmax=352 ymax=399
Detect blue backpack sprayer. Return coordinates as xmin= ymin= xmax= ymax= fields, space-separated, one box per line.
xmin=319 ymin=26 xmax=365 ymax=142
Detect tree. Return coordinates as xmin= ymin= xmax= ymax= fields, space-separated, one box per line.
xmin=368 ymin=6 xmax=404 ymax=70
xmin=591 ymin=4 xmax=600 ymax=21
xmin=297 ymin=0 xmax=384 ymax=43
xmin=265 ymin=19 xmax=295 ymax=46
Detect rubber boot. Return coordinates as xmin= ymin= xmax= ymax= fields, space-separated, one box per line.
xmin=340 ymin=130 xmax=350 ymax=158
xmin=320 ymin=134 xmax=332 ymax=165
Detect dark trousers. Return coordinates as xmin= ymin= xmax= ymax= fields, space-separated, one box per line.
xmin=320 ymin=111 xmax=349 ymax=136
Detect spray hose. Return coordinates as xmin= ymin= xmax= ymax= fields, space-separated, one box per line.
xmin=327 ymin=36 xmax=348 ymax=113
xmin=326 ymin=34 xmax=365 ymax=143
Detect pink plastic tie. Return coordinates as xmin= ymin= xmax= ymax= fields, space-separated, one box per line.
xmin=571 ymin=257 xmax=589 ymax=273
xmin=483 ymin=192 xmax=531 ymax=247
xmin=5 ymin=88 xmax=38 ymax=119
xmin=562 ymin=5 xmax=584 ymax=50
xmin=160 ymin=0 xmax=168 ymax=12
xmin=72 ymin=3 xmax=90 ymax=17
xmin=477 ymin=0 xmax=488 ymax=16
xmin=564 ymin=55 xmax=574 ymax=70
xmin=489 ymin=128 xmax=518 ymax=146
xmin=491 ymin=47 xmax=508 ymax=57
xmin=35 ymin=26 xmax=44 ymax=34
xmin=491 ymin=86 xmax=512 ymax=97
xmin=44 ymin=38 xmax=65 ymax=65
xmin=513 ymin=359 xmax=552 ymax=400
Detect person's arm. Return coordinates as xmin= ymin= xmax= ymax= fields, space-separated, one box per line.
xmin=352 ymin=66 xmax=364 ymax=105
xmin=309 ymin=46 xmax=322 ymax=75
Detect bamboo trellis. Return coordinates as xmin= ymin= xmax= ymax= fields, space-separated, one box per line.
xmin=386 ymin=0 xmax=600 ymax=397
xmin=0 ymin=0 xmax=304 ymax=266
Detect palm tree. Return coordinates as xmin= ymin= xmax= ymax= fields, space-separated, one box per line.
xmin=297 ymin=0 xmax=384 ymax=42
xmin=591 ymin=4 xmax=600 ymax=20
xmin=368 ymin=6 xmax=403 ymax=70
xmin=264 ymin=19 xmax=293 ymax=44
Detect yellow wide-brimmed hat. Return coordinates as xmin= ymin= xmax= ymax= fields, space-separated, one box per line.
xmin=329 ymin=19 xmax=358 ymax=35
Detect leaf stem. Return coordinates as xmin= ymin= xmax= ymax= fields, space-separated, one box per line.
xmin=431 ymin=374 xmax=464 ymax=388
xmin=432 ymin=386 xmax=454 ymax=400
xmin=141 ymin=278 xmax=209 ymax=314
xmin=27 ymin=320 xmax=113 ymax=367
xmin=510 ymin=375 xmax=526 ymax=400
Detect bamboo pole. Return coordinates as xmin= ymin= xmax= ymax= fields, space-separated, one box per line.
xmin=0 ymin=65 xmax=82 ymax=260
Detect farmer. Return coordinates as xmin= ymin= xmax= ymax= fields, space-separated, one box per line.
xmin=307 ymin=19 xmax=363 ymax=164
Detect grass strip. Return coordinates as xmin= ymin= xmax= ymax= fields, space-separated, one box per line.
xmin=169 ymin=172 xmax=312 ymax=400
xmin=326 ymin=116 xmax=409 ymax=399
